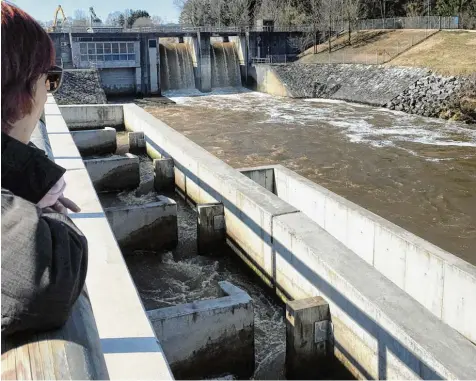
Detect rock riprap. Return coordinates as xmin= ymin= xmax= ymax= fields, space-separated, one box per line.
xmin=386 ymin=75 xmax=462 ymax=118
xmin=54 ymin=69 xmax=107 ymax=105
xmin=273 ymin=63 xmax=429 ymax=106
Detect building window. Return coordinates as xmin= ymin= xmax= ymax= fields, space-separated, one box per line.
xmin=79 ymin=42 xmax=136 ymax=63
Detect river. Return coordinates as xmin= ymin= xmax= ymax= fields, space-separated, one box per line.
xmin=138 ymin=88 xmax=476 ymax=265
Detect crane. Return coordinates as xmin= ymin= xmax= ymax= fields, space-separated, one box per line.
xmin=50 ymin=5 xmax=67 ymax=32
xmin=89 ymin=7 xmax=102 ymax=26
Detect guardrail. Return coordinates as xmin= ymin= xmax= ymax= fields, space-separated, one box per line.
xmin=251 ymin=57 xmax=271 ymax=64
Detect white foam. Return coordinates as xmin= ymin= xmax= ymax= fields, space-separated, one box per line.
xmin=163 ymin=90 xmax=476 ymax=157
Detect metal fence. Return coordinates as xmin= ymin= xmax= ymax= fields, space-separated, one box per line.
xmin=49 ymin=15 xmax=469 ymax=34
xmin=355 ymin=16 xmax=459 ymax=30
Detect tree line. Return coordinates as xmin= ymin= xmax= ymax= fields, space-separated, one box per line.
xmin=66 ymin=9 xmax=163 ymax=28
xmin=175 ymin=0 xmax=476 ymax=28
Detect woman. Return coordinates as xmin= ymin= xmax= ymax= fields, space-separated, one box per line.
xmin=1 ymin=2 xmax=88 ymax=336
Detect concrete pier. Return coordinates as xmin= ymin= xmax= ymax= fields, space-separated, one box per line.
xmin=83 ymin=154 xmax=140 ymax=192
xmin=286 ymin=297 xmax=333 ymax=379
xmin=148 ymin=281 xmax=254 ymax=379
xmin=128 ymin=131 xmax=146 ymax=154
xmin=104 ymin=196 xmax=178 ymax=251
xmin=71 ymin=127 xmax=117 ymax=156
xmin=197 ymin=203 xmax=226 ymax=255
xmin=154 ymin=158 xmax=175 ymax=192
xmin=196 ymin=32 xmax=212 ymax=92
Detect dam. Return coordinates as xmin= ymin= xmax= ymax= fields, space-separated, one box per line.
xmin=3 ymin=26 xmax=476 ymax=381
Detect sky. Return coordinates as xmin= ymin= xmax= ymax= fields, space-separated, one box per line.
xmin=11 ymin=0 xmax=181 ymax=23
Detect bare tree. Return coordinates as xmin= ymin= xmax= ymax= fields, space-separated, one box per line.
xmin=320 ymin=0 xmax=338 ymax=52
xmin=307 ymin=0 xmax=321 ymax=53
xmin=209 ymin=0 xmax=225 ymax=25
xmin=256 ymin=0 xmax=307 ymax=26
xmin=405 ymin=0 xmax=423 ymax=16
xmin=151 ymin=15 xmax=163 ymax=25
xmin=176 ymin=0 xmax=210 ymax=26
xmin=105 ymin=11 xmax=123 ymax=26
xmin=228 ymin=0 xmax=251 ymax=25
xmin=73 ymin=9 xmax=88 ymax=22
xmin=255 ymin=0 xmax=281 ymax=24
xmin=343 ymin=0 xmax=361 ymax=44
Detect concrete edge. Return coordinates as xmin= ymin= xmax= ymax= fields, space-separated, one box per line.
xmin=273 ymin=212 xmax=476 ymax=380
xmin=242 ymin=163 xmax=476 ymax=275
xmin=49 ymin=96 xmax=174 ymax=380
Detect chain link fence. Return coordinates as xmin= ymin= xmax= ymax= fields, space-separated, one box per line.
xmin=50 ymin=16 xmax=470 ymax=34
xmin=355 ymin=16 xmax=459 ymax=30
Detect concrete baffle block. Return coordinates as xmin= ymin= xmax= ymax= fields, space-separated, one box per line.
xmin=104 ymin=195 xmax=178 ymax=251
xmin=147 ymin=281 xmax=254 ymax=379
xmin=128 ymin=131 xmax=146 ymax=154
xmin=154 ymin=158 xmax=175 ymax=192
xmin=286 ymin=296 xmax=333 ymax=379
xmin=71 ymin=127 xmax=117 ymax=156
xmin=197 ymin=203 xmax=225 ymax=255
xmin=83 ymin=154 xmax=140 ymax=193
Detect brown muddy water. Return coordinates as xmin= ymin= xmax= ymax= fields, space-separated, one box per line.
xmin=140 ymin=88 xmax=476 ymax=265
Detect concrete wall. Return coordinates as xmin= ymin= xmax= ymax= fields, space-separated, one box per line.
xmin=99 ymin=68 xmax=137 ymax=95
xmin=64 ymin=104 xmax=476 ymax=380
xmin=273 ymin=212 xmax=476 ymax=380
xmin=104 ymin=196 xmax=178 ymax=251
xmin=83 ymin=154 xmax=140 ymax=193
xmin=59 ymin=104 xmax=123 ymax=129
xmin=242 ymin=165 xmax=476 ymax=345
xmin=256 ymin=64 xmax=430 ymax=106
xmin=147 ymin=281 xmax=254 ymax=379
xmin=248 ymin=64 xmax=292 ymax=97
xmin=71 ymin=127 xmax=117 ymax=156
xmin=196 ymin=32 xmax=212 ymax=92
xmin=123 ymin=103 xmax=298 ymax=284
xmin=240 ymin=167 xmax=275 ymax=193
xmin=45 ymin=98 xmax=173 ymax=380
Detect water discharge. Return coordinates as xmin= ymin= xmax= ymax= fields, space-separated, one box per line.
xmin=211 ymin=42 xmax=242 ymax=88
xmin=159 ymin=43 xmax=195 ymax=90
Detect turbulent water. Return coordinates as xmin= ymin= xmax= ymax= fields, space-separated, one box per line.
xmin=159 ymin=43 xmax=195 ymax=91
xmin=100 ymin=138 xmax=289 ymax=379
xmin=146 ymin=89 xmax=476 ymax=265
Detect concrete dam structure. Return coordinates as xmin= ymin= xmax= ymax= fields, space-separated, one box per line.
xmin=5 ymin=94 xmax=475 ymax=380
xmin=49 ymin=29 xmax=302 ymax=95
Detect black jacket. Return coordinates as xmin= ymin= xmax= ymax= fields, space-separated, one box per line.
xmin=1 ymin=132 xmax=88 ymax=337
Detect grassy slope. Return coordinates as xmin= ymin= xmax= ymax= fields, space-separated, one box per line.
xmin=387 ymin=30 xmax=476 ymax=75
xmin=299 ymin=29 xmax=438 ymax=65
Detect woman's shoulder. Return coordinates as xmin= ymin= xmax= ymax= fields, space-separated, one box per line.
xmin=1 ymin=132 xmax=66 ymax=204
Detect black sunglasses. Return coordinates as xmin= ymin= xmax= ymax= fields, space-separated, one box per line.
xmin=45 ymin=65 xmax=63 ymax=94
